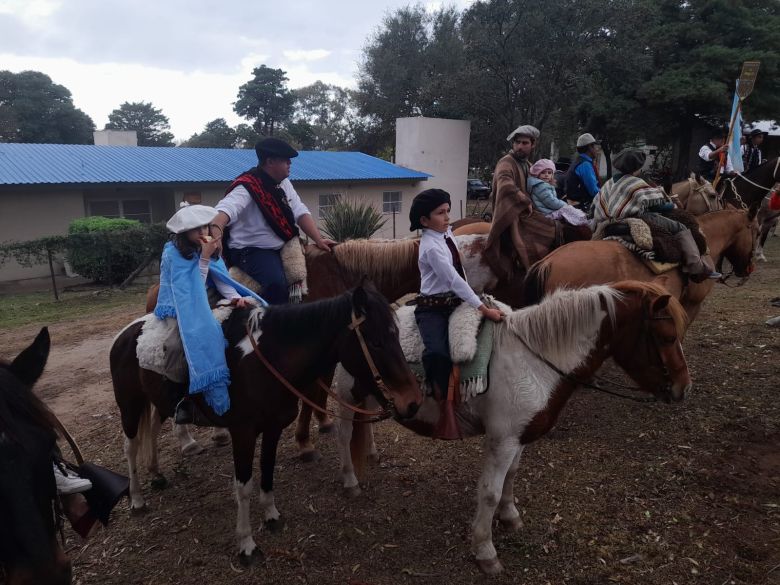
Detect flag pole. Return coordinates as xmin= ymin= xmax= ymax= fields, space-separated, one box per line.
xmin=712 ymin=96 xmax=741 ymax=189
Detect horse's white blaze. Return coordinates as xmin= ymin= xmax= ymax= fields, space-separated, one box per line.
xmin=257 ymin=489 xmax=280 ymax=522
xmin=124 ymin=436 xmax=145 ymax=509
xmin=234 ymin=478 xmax=256 ymax=555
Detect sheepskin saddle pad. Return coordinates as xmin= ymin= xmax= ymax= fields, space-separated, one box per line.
xmin=135 ymin=303 xmax=239 ymax=383
xmin=397 ymin=296 xmax=511 ymax=402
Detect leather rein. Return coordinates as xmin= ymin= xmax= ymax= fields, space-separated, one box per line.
xmin=245 ymin=311 xmax=394 ymax=423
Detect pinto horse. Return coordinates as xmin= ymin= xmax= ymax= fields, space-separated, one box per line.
xmin=1 ymin=328 xmax=72 ymax=585
xmin=333 ymin=281 xmax=691 ymax=574
xmin=111 ymin=282 xmax=421 ymax=561
xmin=522 ymin=209 xmax=757 ymax=326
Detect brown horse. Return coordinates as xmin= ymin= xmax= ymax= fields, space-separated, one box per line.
xmin=670 ymin=173 xmax=722 ymax=215
xmin=334 ymin=281 xmax=691 ymax=574
xmin=1 ymin=328 xmax=72 ymax=585
xmin=111 ymin=282 xmax=422 ymax=561
xmin=720 ymin=157 xmax=780 ymax=210
xmin=522 ymin=209 xmax=757 ymax=326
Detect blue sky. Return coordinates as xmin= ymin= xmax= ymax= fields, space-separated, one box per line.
xmin=0 ymin=0 xmax=473 ymax=140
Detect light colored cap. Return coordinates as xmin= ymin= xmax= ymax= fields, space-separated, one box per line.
xmin=576 ymin=133 xmax=598 ymax=147
xmin=166 ymin=203 xmax=219 ymax=234
xmin=506 ymin=124 xmax=540 ymax=142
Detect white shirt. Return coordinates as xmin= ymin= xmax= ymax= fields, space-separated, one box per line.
xmin=215 ymin=179 xmax=311 ymax=250
xmin=698 ymin=144 xmax=734 ymax=174
xmin=418 ymin=228 xmax=482 ymax=309
xmin=199 ymin=257 xmax=240 ymax=300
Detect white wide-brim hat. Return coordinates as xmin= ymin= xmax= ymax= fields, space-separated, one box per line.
xmin=166 ymin=204 xmax=219 ymax=234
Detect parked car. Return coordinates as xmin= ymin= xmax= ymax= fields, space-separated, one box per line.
xmin=467 ymin=179 xmax=491 ymax=199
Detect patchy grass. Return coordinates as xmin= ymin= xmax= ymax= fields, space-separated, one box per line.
xmin=0 ymin=286 xmax=147 ymax=329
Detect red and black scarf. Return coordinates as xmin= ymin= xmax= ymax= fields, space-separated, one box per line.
xmin=225 ymin=168 xmax=299 ymax=241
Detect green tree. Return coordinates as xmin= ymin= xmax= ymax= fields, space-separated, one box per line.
xmin=290 ymin=82 xmax=369 ymax=150
xmin=234 ymin=65 xmax=295 ymax=137
xmin=181 ymin=118 xmax=239 ymax=148
xmin=0 ymin=70 xmax=95 ymax=144
xmin=105 ymin=101 xmax=174 ymax=146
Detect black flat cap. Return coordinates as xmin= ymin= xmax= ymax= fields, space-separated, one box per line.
xmin=409 ymin=189 xmax=451 ymax=231
xmin=613 ymin=148 xmax=647 ymax=174
xmin=255 ymin=138 xmax=299 ymax=161
xmin=748 ymin=128 xmax=768 ymax=137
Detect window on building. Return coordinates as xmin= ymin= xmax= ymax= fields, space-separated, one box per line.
xmin=183 ymin=192 xmax=202 ymax=204
xmin=318 ymin=193 xmax=341 ymax=218
xmin=87 ymin=199 xmax=152 ymax=223
xmin=383 ymin=191 xmax=402 ymax=213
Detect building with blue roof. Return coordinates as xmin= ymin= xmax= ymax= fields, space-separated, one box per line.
xmin=0 ymin=140 xmax=429 ymax=282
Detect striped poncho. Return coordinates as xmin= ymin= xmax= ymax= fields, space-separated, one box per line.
xmin=592 ymin=174 xmax=668 ymax=229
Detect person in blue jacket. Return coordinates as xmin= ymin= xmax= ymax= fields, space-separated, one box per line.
xmin=566 ymin=133 xmax=602 ymax=209
xmin=527 ymin=159 xmax=588 ymax=225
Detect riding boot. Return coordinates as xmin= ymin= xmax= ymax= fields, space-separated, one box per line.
xmin=675 ymin=230 xmax=721 ymax=282
xmin=434 ymin=365 xmax=463 ymax=441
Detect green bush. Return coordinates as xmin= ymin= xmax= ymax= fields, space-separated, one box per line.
xmin=66 ymin=217 xmax=168 ymax=284
xmin=321 ymin=199 xmax=387 ymax=242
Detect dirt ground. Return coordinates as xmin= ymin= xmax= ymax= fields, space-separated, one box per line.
xmin=2 ymin=239 xmax=779 ymax=585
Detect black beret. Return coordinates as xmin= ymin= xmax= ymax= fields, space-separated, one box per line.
xmin=613 ymin=148 xmax=647 ymax=174
xmin=255 ymin=138 xmax=299 ymax=161
xmin=409 ymin=189 xmax=451 ymax=231
xmin=748 ymin=128 xmax=767 ymax=137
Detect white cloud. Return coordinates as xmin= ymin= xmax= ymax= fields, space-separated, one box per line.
xmin=282 ymin=49 xmax=332 ymax=62
xmin=0 ymin=0 xmax=60 ymax=23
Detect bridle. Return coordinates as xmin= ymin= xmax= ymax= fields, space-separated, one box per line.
xmin=723 ymin=158 xmax=780 ymax=210
xmin=513 ymin=301 xmax=677 ymax=403
xmin=246 ymin=310 xmax=394 ymax=422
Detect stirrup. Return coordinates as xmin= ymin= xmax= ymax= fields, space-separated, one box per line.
xmin=174 ymin=399 xmax=194 ymax=425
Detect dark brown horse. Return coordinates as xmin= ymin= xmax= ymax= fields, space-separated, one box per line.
xmin=111 ymin=282 xmax=421 ymax=562
xmin=720 ymin=157 xmax=780 ymax=211
xmin=522 ymin=209 xmax=757 ymax=326
xmin=1 ymin=328 xmax=72 ymax=585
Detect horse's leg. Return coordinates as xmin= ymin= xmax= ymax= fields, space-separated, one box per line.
xmin=313 ymin=374 xmax=335 ymax=433
xmin=756 ymin=223 xmax=771 ymax=261
xmin=497 ymin=445 xmax=526 ymax=531
xmin=258 ymin=426 xmax=284 ymax=533
xmin=121 ymin=401 xmax=152 ymax=512
xmin=471 ymin=435 xmax=521 ymax=575
xmin=367 ymin=419 xmax=380 ymax=465
xmin=173 ymin=423 xmax=205 ymax=456
xmin=231 ymin=425 xmax=261 ymax=563
xmin=294 ymin=402 xmax=318 ymax=461
xmin=146 ymin=407 xmax=168 ymax=490
xmin=335 ymin=405 xmax=360 ymax=496
xmin=211 ymin=427 xmax=231 ymax=447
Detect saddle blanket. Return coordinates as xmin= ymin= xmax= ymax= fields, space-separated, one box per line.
xmin=397 ymin=296 xmax=511 ymax=402
xmin=136 ymin=303 xmax=238 ymax=383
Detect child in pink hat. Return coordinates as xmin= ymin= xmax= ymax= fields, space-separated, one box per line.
xmin=528 ymin=159 xmax=588 ymax=226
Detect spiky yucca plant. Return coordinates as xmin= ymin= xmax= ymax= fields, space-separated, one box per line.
xmin=321 ymin=199 xmax=388 ymax=242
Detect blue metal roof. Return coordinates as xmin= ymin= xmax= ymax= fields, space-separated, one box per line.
xmin=0 ymin=144 xmax=430 ymax=186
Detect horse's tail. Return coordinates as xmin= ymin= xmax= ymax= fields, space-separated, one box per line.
xmin=145 ymin=284 xmax=160 ymax=313
xmin=521 ymin=260 xmax=551 ymax=306
xmin=135 ymin=401 xmax=156 ymax=467
xmin=349 ymin=413 xmax=371 ymax=482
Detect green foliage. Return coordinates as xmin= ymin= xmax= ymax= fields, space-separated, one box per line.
xmin=65 ymin=219 xmax=168 ymax=284
xmin=105 ymin=101 xmax=175 ymax=146
xmin=181 ymin=118 xmax=239 ymax=148
xmin=321 ymin=199 xmax=387 ymax=242
xmin=234 ymin=65 xmax=296 ymax=137
xmin=0 ymin=236 xmax=67 ymax=268
xmin=0 ymin=70 xmax=95 ymax=144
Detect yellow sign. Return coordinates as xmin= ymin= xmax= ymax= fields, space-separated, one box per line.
xmin=737 ymin=61 xmax=760 ymax=99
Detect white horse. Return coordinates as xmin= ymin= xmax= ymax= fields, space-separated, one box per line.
xmin=332 ymin=281 xmax=691 ymax=574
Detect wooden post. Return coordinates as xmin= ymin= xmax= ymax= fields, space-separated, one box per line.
xmin=46 ymin=246 xmax=59 ymax=301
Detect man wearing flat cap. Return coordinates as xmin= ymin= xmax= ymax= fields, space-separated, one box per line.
xmin=697 ymin=127 xmax=733 ymax=181
xmin=484 ymin=124 xmax=558 ymax=280
xmin=742 ymin=128 xmax=767 ymax=171
xmin=212 ymin=137 xmax=335 ymax=304
xmin=565 ymin=133 xmax=601 ymax=209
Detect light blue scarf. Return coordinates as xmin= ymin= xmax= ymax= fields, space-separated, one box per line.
xmin=154 ymin=241 xmax=267 ymax=415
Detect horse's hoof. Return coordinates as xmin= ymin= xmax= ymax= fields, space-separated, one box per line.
xmin=318 ymin=421 xmax=335 ymax=434
xmin=181 ymin=441 xmax=205 ymax=457
xmin=238 ymin=547 xmax=264 ymax=567
xmin=211 ymin=430 xmax=231 ymax=447
xmin=476 ymin=557 xmax=504 ymax=575
xmin=150 ymin=475 xmax=168 ymax=490
xmin=298 ymin=449 xmax=322 ymax=463
xmin=130 ymin=503 xmax=148 ymax=516
xmin=499 ymin=516 xmax=524 ymax=532
xmin=264 ymin=517 xmax=285 ymax=534
xmin=344 ymin=485 xmax=362 ymax=498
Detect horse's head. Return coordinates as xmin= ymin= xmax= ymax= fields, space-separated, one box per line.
xmin=695 ymin=175 xmax=719 ymax=200
xmin=337 ymin=280 xmax=422 ymax=420
xmin=609 ymin=282 xmax=691 ymax=403
xmin=0 ymin=328 xmax=72 ymax=585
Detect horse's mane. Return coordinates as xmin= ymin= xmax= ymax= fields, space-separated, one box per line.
xmin=331 ymin=239 xmax=419 ymax=290
xmin=503 ymin=285 xmax=621 ymax=371
xmin=0 ymin=365 xmax=58 ymax=445
xmin=611 ymin=280 xmax=687 ymax=337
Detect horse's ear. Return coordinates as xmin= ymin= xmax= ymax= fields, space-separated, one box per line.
xmin=10 ymin=327 xmax=50 ymax=387
xmin=650 ymin=294 xmax=671 ymax=313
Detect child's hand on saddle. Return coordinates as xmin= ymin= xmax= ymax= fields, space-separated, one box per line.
xmin=234 ymin=298 xmax=249 ymax=309
xmin=479 ymin=305 xmax=505 ymax=322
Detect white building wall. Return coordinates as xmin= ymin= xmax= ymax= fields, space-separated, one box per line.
xmin=93 ymin=130 xmax=138 ymax=146
xmin=395 ymin=117 xmax=471 ymax=220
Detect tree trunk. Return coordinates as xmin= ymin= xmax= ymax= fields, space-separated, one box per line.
xmin=119 ymin=253 xmax=155 ymax=290
xmin=673 ymin=123 xmax=693 ymax=181
xmin=46 ymin=246 xmax=59 ymax=301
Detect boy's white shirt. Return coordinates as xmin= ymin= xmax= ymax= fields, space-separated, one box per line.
xmin=418 ymin=227 xmax=482 ymax=308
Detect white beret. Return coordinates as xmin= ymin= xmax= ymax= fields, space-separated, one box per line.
xmin=166 ymin=204 xmax=219 ymax=234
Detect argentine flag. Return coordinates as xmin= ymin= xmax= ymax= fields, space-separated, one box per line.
xmin=728 ymin=82 xmax=744 ymax=174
